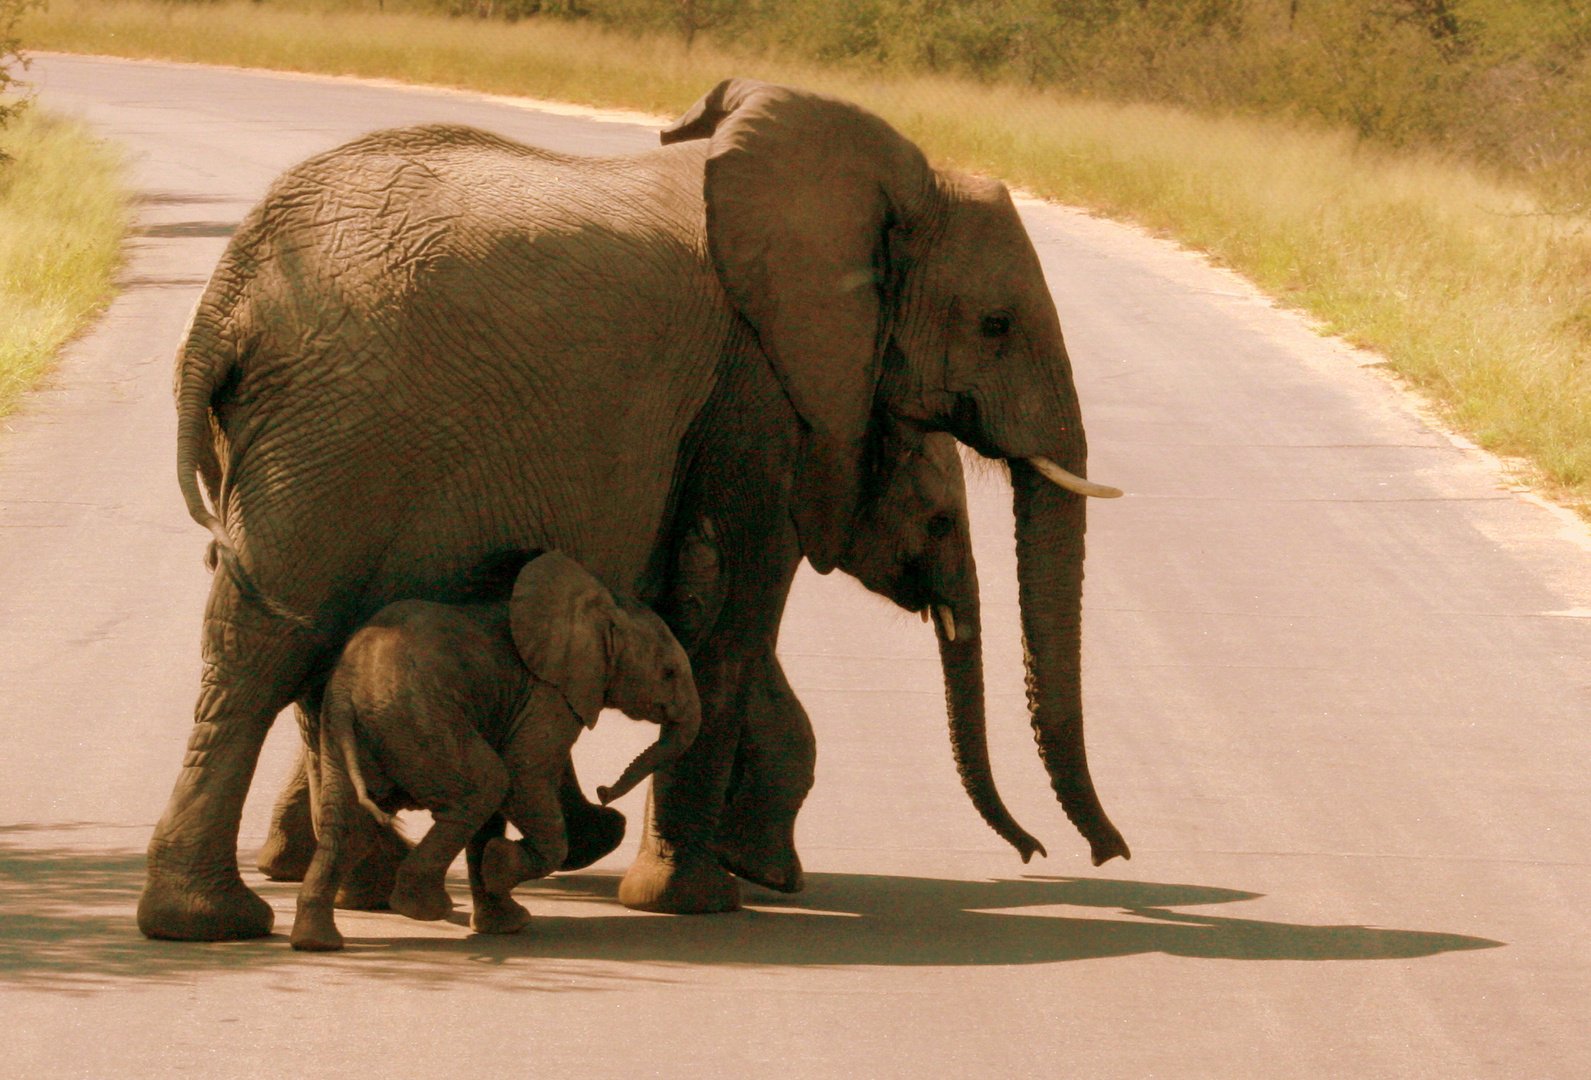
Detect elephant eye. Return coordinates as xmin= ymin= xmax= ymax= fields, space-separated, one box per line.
xmin=926 ymin=513 xmax=954 ymax=539
xmin=979 ymin=313 xmax=1012 ymax=339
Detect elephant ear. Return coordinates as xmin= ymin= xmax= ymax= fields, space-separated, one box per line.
xmin=510 ymin=552 xmax=619 ymax=727
xmin=662 ymin=78 xmax=935 ymax=571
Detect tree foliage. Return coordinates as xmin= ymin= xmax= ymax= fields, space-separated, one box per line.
xmin=1 ymin=0 xmax=40 ymax=135
xmin=417 ymin=0 xmax=1591 ymax=204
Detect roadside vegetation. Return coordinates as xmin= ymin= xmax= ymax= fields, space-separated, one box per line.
xmin=0 ymin=0 xmax=128 ymax=420
xmin=25 ymin=0 xmax=1591 ymax=506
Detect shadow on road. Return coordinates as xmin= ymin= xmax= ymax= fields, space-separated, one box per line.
xmin=0 ymin=839 xmax=1502 ymax=992
xmin=132 ymin=221 xmax=238 ymax=238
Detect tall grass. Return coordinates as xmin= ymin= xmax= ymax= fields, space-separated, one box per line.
xmin=0 ymin=107 xmax=127 ymax=419
xmin=28 ymin=0 xmax=1591 ymax=503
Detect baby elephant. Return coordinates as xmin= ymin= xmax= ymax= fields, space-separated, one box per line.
xmin=291 ymin=552 xmax=700 ymax=952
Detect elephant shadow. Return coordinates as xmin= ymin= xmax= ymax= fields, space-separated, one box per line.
xmin=0 ymin=834 xmax=1503 ymax=991
xmin=425 ymin=869 xmax=1503 ymax=968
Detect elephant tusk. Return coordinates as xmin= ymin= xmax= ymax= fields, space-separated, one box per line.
xmin=1027 ymin=457 xmax=1123 ymax=499
xmin=921 ymin=609 xmax=931 ymax=623
xmin=934 ymin=604 xmax=956 ymax=642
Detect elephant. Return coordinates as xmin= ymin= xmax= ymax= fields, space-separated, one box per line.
xmin=291 ymin=551 xmax=700 ymax=952
xmin=255 ymin=550 xmax=630 ymax=899
xmin=143 ymin=76 xmax=1128 ymax=941
xmin=653 ymin=411 xmax=1049 ymax=902
xmin=832 ymin=426 xmax=1051 ymax=864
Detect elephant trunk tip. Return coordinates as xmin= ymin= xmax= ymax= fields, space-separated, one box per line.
xmin=1088 ymin=830 xmax=1131 ymax=866
xmin=596 ymin=779 xmax=641 ymax=806
xmin=1016 ymin=836 xmax=1047 ymax=864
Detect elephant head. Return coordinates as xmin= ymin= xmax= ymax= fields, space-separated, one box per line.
xmin=663 ymin=80 xmax=1129 ymax=864
xmin=509 ymin=552 xmax=702 ymax=807
xmin=842 ymin=424 xmax=1045 ymax=862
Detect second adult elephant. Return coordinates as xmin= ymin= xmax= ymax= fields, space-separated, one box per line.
xmin=143 ymin=78 xmax=1129 ymax=940
xmin=655 ymin=400 xmax=1056 ymax=900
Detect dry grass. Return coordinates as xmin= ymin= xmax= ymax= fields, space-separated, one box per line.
xmin=28 ymin=0 xmax=731 ymax=111
xmin=27 ymin=0 xmax=1591 ymax=503
xmin=0 ymin=106 xmax=127 ymax=419
xmin=898 ymin=87 xmax=1591 ymax=493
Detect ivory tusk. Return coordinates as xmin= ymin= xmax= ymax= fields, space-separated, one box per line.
xmin=1028 ymin=456 xmax=1123 ymax=498
xmin=934 ymin=604 xmax=956 ymax=642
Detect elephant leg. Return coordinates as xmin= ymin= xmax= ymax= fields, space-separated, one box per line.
xmin=712 ymin=650 xmax=814 ymax=893
xmin=291 ymin=751 xmax=379 ymax=952
xmin=620 ymin=785 xmax=741 ymax=914
xmin=334 ymin=826 xmax=414 ymax=911
xmin=617 ymin=649 xmax=745 ymax=914
xmin=256 ymin=739 xmax=315 ymax=881
xmin=138 ymin=577 xmax=322 ymax=941
xmin=480 ymin=713 xmax=580 ymax=902
xmin=257 ymin=710 xmax=414 ymax=905
xmin=557 ymin=761 xmax=626 ymax=871
xmin=466 ymin=814 xmax=531 ymax=935
xmin=386 ymin=736 xmax=509 ymax=922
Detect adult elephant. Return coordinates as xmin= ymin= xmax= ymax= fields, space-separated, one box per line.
xmin=141 ymin=77 xmax=1128 ymax=941
xmin=641 ymin=337 xmax=1064 ymax=904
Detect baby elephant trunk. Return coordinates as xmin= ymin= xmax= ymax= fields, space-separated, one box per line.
xmin=596 ymin=708 xmax=702 ymax=806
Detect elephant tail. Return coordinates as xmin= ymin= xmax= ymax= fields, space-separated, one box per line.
xmin=173 ymin=319 xmax=315 ymax=629
xmin=173 ymin=324 xmax=233 ymax=561
xmin=323 ymin=688 xmax=398 ymax=833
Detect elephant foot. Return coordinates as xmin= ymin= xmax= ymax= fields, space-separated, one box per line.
xmin=561 ymin=805 xmax=626 ymax=871
xmin=334 ymin=827 xmax=412 ymax=911
xmin=256 ymin=825 xmax=315 ymax=882
xmin=480 ymin=837 xmax=529 ymax=896
xmin=388 ymin=870 xmax=453 ymax=922
xmin=712 ymin=833 xmax=805 ymax=894
xmin=483 ymin=836 xmax=560 ymax=892
xmin=470 ymin=892 xmax=532 ymax=935
xmin=289 ymin=899 xmax=344 ymax=952
xmin=618 ymin=843 xmax=741 ymax=914
xmin=138 ymin=865 xmax=275 ymax=941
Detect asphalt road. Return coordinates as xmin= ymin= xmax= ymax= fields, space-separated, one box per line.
xmin=4 ymin=54 xmax=1589 ymax=1079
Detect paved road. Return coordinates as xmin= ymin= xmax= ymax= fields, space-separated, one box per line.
xmin=4 ymin=54 xmax=1588 ymax=1079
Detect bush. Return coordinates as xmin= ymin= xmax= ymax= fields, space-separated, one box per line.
xmin=435 ymin=0 xmax=544 ymax=21
xmin=1 ymin=0 xmax=41 ymax=135
xmin=451 ymin=0 xmax=1591 ymax=210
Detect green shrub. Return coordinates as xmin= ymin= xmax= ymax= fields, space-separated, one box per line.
xmin=1 ymin=0 xmax=41 ymax=136
xmin=180 ymin=0 xmax=1591 ymax=211
xmin=469 ymin=0 xmax=1591 ymax=209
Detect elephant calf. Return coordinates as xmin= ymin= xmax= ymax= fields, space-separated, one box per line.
xmin=290 ymin=552 xmax=700 ymax=952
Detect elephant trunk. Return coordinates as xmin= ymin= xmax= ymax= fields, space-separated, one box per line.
xmin=937 ymin=611 xmax=1046 ymax=862
xmin=1011 ymin=458 xmax=1130 ymax=865
xmin=597 ymin=705 xmax=703 ymax=806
